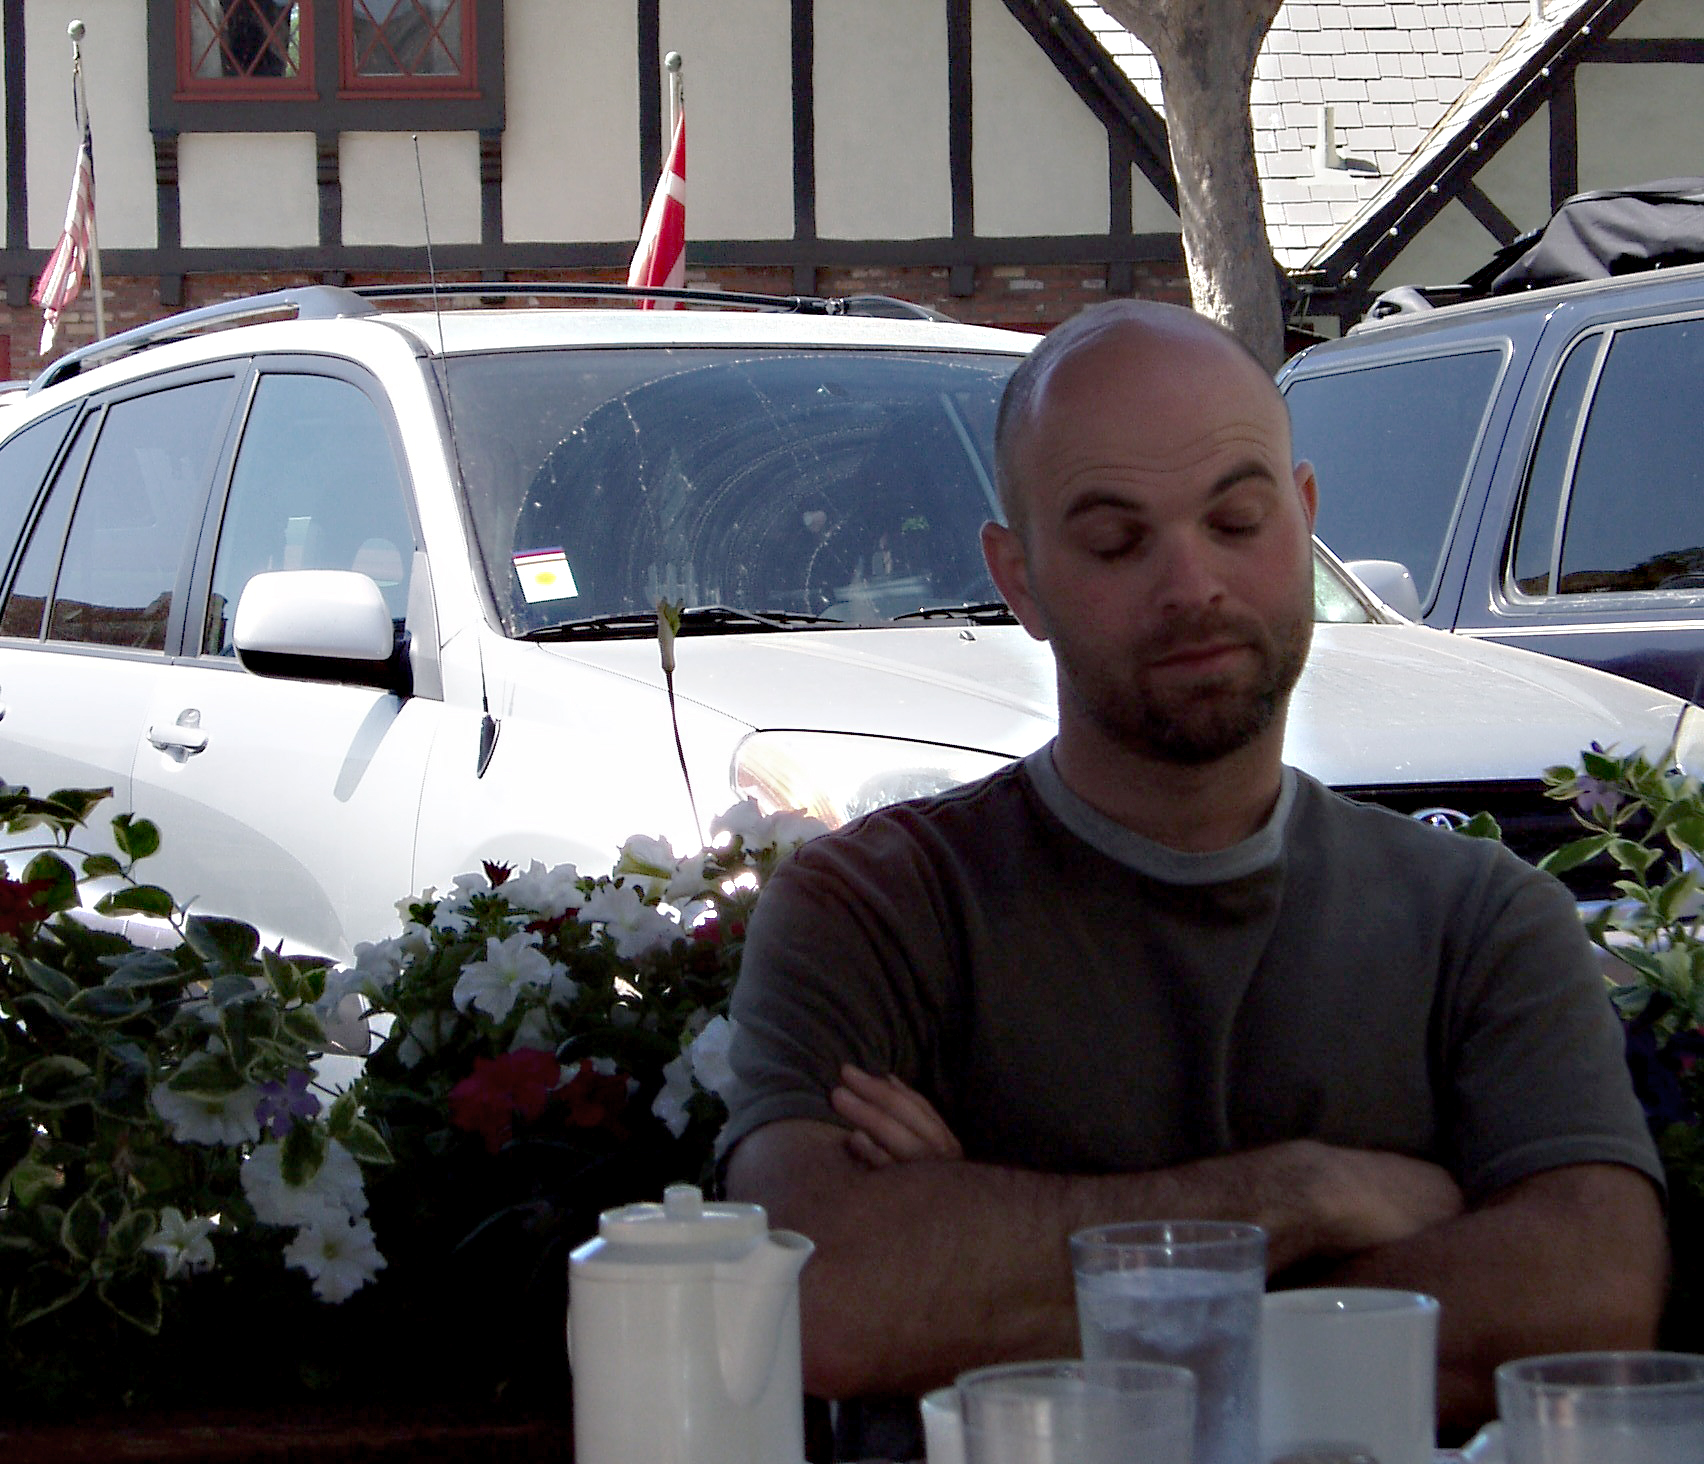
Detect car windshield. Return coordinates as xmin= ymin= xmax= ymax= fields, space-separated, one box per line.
xmin=441 ymin=342 xmax=1376 ymax=637
xmin=442 ymin=345 xmax=1019 ymax=636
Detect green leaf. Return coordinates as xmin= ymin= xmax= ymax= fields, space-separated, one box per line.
xmin=207 ymin=973 xmax=262 ymax=1008
xmin=79 ymin=853 xmax=123 ymax=880
xmin=338 ymin=1119 xmax=394 ymax=1167
xmin=65 ymin=984 xmax=152 ymax=1023
xmin=1608 ymin=839 xmax=1663 ymax=877
xmin=166 ymin=1051 xmax=244 ymax=1097
xmin=182 ymin=915 xmax=261 ymax=970
xmin=1538 ymin=834 xmax=1615 ymax=874
xmin=1454 ymin=811 xmax=1503 ymax=841
xmin=97 ymin=1268 xmax=163 ymax=1334
xmin=280 ymin=1120 xmax=327 ymax=1187
xmin=281 ymin=1006 xmax=327 ymax=1049
xmin=20 ymin=955 xmax=77 ymax=1004
xmin=20 ymin=852 xmax=78 ymax=915
xmin=6 ymin=1158 xmax=63 ymax=1207
xmin=42 ymin=786 xmax=113 ymax=827
xmin=7 ymin=1264 xmax=89 ymax=1328
xmin=105 ymin=1208 xmax=156 ymax=1262
xmin=20 ymin=1055 xmax=94 ymax=1107
xmin=1668 ymin=814 xmax=1704 ymax=856
xmin=60 ymin=1194 xmax=105 ymax=1264
xmin=110 ymin=813 xmax=161 ymax=863
xmin=261 ymin=946 xmax=302 ymax=1002
xmin=104 ymin=950 xmax=191 ymax=992
xmin=93 ymin=883 xmax=176 ymax=919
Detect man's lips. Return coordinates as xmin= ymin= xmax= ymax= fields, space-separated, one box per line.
xmin=1148 ymin=639 xmax=1252 ymax=671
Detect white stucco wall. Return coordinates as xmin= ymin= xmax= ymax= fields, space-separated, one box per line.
xmin=28 ymin=0 xmax=155 ymax=249
xmin=1615 ymin=0 xmax=1704 ymax=38
xmin=503 ymin=0 xmax=639 ymax=242
xmin=814 ymin=0 xmax=951 ymax=240
xmin=972 ymin=0 xmax=1107 ymax=237
xmin=1575 ymin=64 xmax=1704 ymax=191
xmin=1374 ymin=196 xmax=1500 ymax=290
xmin=179 ymin=133 xmax=318 ymax=248
xmin=1470 ymin=108 xmax=1553 ymax=237
xmin=341 ymin=130 xmax=480 ymax=246
xmin=659 ymin=0 xmax=793 ymax=240
xmin=1130 ymin=163 xmax=1179 ymax=233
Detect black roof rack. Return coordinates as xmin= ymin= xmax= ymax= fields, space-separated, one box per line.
xmin=28 ymin=280 xmax=956 ymax=393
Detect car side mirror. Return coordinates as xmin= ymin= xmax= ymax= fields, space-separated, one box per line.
xmin=233 ymin=569 xmax=410 ymax=694
xmin=1344 ymin=558 xmax=1423 ymax=621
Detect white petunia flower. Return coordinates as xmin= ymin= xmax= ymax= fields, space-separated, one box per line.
xmin=688 ymin=1015 xmax=737 ymax=1099
xmin=709 ymin=800 xmax=828 ymax=857
xmin=143 ymin=1206 xmax=216 ymax=1279
xmin=613 ymin=834 xmax=678 ymax=901
xmin=451 ymin=931 xmax=559 ymax=1022
xmin=501 ymin=859 xmax=583 ymax=919
xmin=396 ymin=1008 xmax=459 ymax=1068
xmin=653 ymin=1052 xmax=694 ymax=1138
xmin=578 ymin=884 xmax=683 ymax=961
xmin=150 ymin=1081 xmax=263 ymax=1147
xmin=241 ymin=1137 xmax=368 ymax=1230
xmin=284 ymin=1214 xmax=386 ymax=1303
xmin=710 ymin=798 xmax=768 ymax=847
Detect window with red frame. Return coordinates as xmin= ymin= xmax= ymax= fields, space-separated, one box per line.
xmin=342 ymin=0 xmax=476 ymax=95
xmin=179 ymin=0 xmax=313 ymax=94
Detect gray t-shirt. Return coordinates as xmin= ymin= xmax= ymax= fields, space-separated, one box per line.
xmin=723 ymin=750 xmax=1660 ymax=1201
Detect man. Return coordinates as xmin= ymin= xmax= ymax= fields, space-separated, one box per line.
xmin=719 ymin=300 xmax=1666 ymax=1445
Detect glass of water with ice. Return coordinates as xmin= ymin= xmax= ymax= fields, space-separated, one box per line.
xmin=1069 ymin=1220 xmax=1266 ymax=1464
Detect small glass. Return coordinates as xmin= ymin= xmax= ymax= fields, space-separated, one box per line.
xmin=1070 ymin=1220 xmax=1266 ymax=1464
xmin=956 ymin=1358 xmax=1195 ymax=1464
xmin=1495 ymin=1350 xmax=1704 ymax=1464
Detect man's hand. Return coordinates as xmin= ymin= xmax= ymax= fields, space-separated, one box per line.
xmin=831 ymin=1064 xmax=963 ymax=1167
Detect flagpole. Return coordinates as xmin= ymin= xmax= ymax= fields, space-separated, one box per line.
xmin=665 ymin=50 xmax=683 ymax=137
xmin=67 ymin=19 xmax=104 ymax=341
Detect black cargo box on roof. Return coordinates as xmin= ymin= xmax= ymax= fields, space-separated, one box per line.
xmin=1465 ymin=178 xmax=1704 ymax=296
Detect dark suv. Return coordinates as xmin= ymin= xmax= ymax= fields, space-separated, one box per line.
xmin=1278 ymin=260 xmax=1704 ymax=702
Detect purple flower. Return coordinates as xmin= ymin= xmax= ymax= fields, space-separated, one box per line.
xmin=1576 ymin=776 xmax=1624 ymax=819
xmin=256 ymin=1070 xmax=322 ymax=1138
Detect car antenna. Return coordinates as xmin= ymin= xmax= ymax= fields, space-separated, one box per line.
xmin=412 ymin=134 xmax=499 ymax=777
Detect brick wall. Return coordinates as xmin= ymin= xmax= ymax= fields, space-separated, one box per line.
xmin=0 ymin=261 xmax=1192 ymax=378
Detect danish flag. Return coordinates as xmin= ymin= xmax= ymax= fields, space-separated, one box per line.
xmin=627 ymin=105 xmax=686 ymax=309
xmin=33 ymin=118 xmax=95 ymax=354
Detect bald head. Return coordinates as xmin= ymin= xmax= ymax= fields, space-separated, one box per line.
xmin=994 ymin=300 xmax=1287 ymax=537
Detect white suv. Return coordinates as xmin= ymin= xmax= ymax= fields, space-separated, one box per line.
xmin=0 ymin=284 xmax=1695 ymax=959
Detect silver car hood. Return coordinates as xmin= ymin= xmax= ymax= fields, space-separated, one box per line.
xmin=537 ymin=619 xmax=1686 ymax=789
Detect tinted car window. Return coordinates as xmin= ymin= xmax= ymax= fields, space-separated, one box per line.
xmin=45 ymin=381 xmax=231 ymax=650
xmin=1556 ymin=317 xmax=1704 ymax=594
xmin=204 ymin=373 xmax=414 ymax=656
xmin=0 ymin=409 xmax=73 ymax=585
xmin=1509 ymin=335 xmax=1601 ymax=596
xmin=0 ymin=411 xmax=99 ymax=640
xmin=446 ymin=348 xmax=1014 ymax=633
xmin=1285 ymin=349 xmax=1503 ymax=604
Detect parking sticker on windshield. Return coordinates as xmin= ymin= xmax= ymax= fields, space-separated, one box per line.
xmin=514 ymin=548 xmax=580 ymax=603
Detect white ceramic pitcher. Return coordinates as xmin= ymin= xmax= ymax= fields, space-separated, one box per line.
xmin=568 ymin=1183 xmax=815 ymax=1464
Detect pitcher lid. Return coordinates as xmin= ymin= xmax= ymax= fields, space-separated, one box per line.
xmin=596 ymin=1183 xmax=769 ymax=1247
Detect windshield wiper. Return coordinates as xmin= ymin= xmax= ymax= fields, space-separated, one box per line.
xmin=892 ymin=601 xmax=1018 ymax=624
xmin=520 ymin=604 xmax=838 ymax=642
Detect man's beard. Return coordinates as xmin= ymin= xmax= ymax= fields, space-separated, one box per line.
xmin=1054 ymin=600 xmax=1314 ymax=766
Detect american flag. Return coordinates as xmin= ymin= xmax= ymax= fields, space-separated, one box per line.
xmin=33 ymin=118 xmax=95 ymax=355
xmin=627 ymin=104 xmax=685 ymax=310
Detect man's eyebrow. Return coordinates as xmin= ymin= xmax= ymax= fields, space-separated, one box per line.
xmin=1060 ymin=461 xmax=1280 ymax=521
xmin=1207 ymin=461 xmax=1281 ymax=497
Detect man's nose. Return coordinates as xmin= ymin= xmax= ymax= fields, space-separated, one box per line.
xmin=1152 ymin=531 xmax=1227 ymax=610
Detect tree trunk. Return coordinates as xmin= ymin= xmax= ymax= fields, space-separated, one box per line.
xmin=1098 ymin=0 xmax=1285 ymax=371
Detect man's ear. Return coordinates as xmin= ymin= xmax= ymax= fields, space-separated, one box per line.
xmin=982 ymin=520 xmax=1048 ymax=643
xmin=1294 ymin=460 xmax=1319 ymax=532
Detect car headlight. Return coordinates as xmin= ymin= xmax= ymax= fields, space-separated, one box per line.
xmin=1673 ymin=704 xmax=1704 ymax=780
xmin=731 ymin=730 xmax=1017 ymax=830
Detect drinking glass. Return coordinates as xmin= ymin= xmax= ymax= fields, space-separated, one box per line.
xmin=1258 ymin=1287 xmax=1439 ymax=1464
xmin=1070 ymin=1220 xmax=1266 ymax=1464
xmin=1495 ymin=1350 xmax=1704 ymax=1464
xmin=956 ymin=1358 xmax=1195 ymax=1464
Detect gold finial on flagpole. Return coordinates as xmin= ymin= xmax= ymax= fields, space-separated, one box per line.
xmin=665 ymin=50 xmax=683 ymax=135
xmin=66 ymin=18 xmax=105 ymax=341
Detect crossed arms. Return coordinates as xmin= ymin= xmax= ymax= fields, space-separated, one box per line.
xmin=724 ymin=1066 xmax=1668 ymax=1432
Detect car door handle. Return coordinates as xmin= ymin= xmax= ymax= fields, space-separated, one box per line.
xmin=146 ymin=722 xmax=206 ymax=756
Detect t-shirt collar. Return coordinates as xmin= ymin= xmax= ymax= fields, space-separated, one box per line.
xmin=1023 ymin=742 xmax=1296 ymax=884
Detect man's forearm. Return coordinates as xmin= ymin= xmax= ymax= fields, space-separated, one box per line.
xmin=725 ymin=1119 xmax=1461 ymax=1399
xmin=1310 ymin=1163 xmax=1668 ymax=1435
